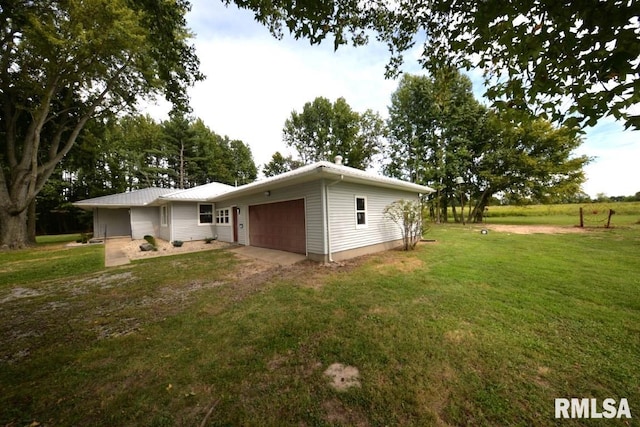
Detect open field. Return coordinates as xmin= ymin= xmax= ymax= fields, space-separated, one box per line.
xmin=1 ymin=225 xmax=639 ymax=426
xmin=483 ymin=201 xmax=640 ymax=227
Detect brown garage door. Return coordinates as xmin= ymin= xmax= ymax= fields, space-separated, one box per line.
xmin=249 ymin=199 xmax=306 ymax=254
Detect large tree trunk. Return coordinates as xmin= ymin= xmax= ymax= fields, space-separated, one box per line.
xmin=0 ymin=208 xmax=30 ymax=249
xmin=27 ymin=198 xmax=37 ymax=244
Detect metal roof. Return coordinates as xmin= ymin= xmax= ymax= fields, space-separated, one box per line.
xmin=161 ymin=182 xmax=235 ymax=202
xmin=73 ymin=187 xmax=175 ymax=210
xmin=74 ymin=162 xmax=434 ymax=209
xmin=210 ymin=161 xmax=435 ymax=202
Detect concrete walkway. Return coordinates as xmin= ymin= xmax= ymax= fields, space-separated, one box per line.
xmin=229 ymin=246 xmax=306 ymax=266
xmin=104 ymin=237 xmax=131 ymax=267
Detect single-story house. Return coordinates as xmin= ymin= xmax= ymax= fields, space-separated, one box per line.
xmin=207 ymin=159 xmax=433 ymax=262
xmin=73 ymin=187 xmax=175 ymax=239
xmin=74 ymin=158 xmax=433 ymax=261
xmin=73 ymin=183 xmax=234 ymax=241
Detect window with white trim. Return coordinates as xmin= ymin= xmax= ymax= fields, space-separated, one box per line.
xmin=160 ymin=205 xmax=168 ymax=226
xmin=355 ymin=196 xmax=367 ymax=228
xmin=198 ymin=203 xmax=213 ymax=224
xmin=216 ymin=208 xmax=230 ymax=225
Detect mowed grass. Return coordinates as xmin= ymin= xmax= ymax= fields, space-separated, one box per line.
xmin=0 ymin=241 xmax=104 ymax=286
xmin=1 ymin=225 xmax=639 ymax=426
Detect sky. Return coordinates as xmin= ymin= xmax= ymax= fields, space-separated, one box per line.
xmin=144 ymin=0 xmax=640 ymax=198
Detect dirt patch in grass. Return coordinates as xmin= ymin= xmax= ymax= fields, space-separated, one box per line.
xmin=324 ymin=363 xmax=362 ymax=391
xmin=482 ymin=224 xmax=588 ymax=234
xmin=1 ymin=287 xmax=44 ymax=303
xmin=374 ymin=250 xmax=425 ymax=275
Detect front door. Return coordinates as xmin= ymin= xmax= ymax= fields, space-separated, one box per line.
xmin=232 ymin=207 xmax=239 ymax=243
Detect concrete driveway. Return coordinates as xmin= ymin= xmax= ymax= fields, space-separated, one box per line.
xmin=228 ymin=246 xmax=307 ymax=266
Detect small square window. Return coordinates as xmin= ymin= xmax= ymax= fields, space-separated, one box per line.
xmin=199 ymin=204 xmax=213 ymax=224
xmin=216 ymin=208 xmax=230 ymax=225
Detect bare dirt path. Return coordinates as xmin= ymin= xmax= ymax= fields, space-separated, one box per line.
xmin=481 ymin=224 xmax=588 ymax=234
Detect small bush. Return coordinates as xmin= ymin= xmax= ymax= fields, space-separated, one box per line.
xmin=172 ymin=240 xmax=183 ymax=247
xmin=143 ymin=235 xmax=157 ymax=247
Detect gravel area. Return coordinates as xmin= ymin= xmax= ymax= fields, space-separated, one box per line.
xmin=125 ymin=238 xmax=232 ymax=260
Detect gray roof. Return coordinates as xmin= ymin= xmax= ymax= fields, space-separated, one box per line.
xmin=210 ymin=161 xmax=435 ymax=202
xmin=74 ymin=162 xmax=434 ymax=209
xmin=161 ymin=182 xmax=235 ymax=202
xmin=73 ymin=187 xmax=175 ymax=210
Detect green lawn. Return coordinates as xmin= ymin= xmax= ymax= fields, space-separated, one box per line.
xmin=1 ymin=226 xmax=638 ymax=426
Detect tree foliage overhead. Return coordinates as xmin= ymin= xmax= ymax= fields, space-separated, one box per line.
xmin=283 ymin=96 xmax=384 ymax=169
xmin=230 ymin=0 xmax=640 ymax=130
xmin=0 ymin=0 xmax=202 ymax=247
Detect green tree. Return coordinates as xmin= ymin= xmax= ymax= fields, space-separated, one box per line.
xmin=283 ymin=97 xmax=383 ymax=169
xmin=228 ymin=139 xmax=258 ymax=186
xmin=231 ymin=0 xmax=640 ymax=130
xmin=263 ymin=152 xmax=304 ymax=177
xmin=0 ymin=0 xmax=202 ymax=248
xmin=386 ymin=71 xmax=486 ymax=222
xmin=466 ymin=112 xmax=589 ymax=222
xmin=386 ymin=72 xmax=588 ymax=223
xmin=163 ymin=112 xmax=197 ymax=189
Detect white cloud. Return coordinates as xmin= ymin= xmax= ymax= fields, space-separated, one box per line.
xmin=576 ymin=120 xmax=640 ymax=197
xmin=144 ymin=0 xmax=639 ymax=197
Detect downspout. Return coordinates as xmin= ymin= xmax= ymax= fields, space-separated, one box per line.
xmin=324 ymin=175 xmax=343 ymax=263
xmin=169 ymin=204 xmax=174 ymax=243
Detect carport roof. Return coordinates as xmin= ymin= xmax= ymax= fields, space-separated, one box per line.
xmin=73 ymin=187 xmax=175 ymax=209
xmin=209 ymin=161 xmax=435 ymax=202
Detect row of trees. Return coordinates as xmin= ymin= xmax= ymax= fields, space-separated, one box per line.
xmin=265 ymin=70 xmax=589 ymax=223
xmin=2 ymin=0 xmax=637 ymax=247
xmin=36 ymin=114 xmax=257 ymax=235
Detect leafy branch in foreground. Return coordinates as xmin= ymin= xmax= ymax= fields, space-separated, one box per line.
xmin=0 ymin=0 xmax=202 ymax=248
xmin=230 ymin=0 xmax=640 ymax=130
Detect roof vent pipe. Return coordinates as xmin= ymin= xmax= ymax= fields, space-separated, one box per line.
xmin=334 ymin=155 xmax=343 ymax=165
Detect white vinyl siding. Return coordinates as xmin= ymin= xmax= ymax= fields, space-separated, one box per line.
xmin=328 ymin=182 xmax=418 ymax=253
xmin=130 ymin=207 xmax=161 ymax=239
xmin=171 ymin=202 xmax=216 ymax=242
xmin=94 ymin=208 xmax=131 ymax=238
xmin=214 ymin=180 xmax=324 ymax=255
